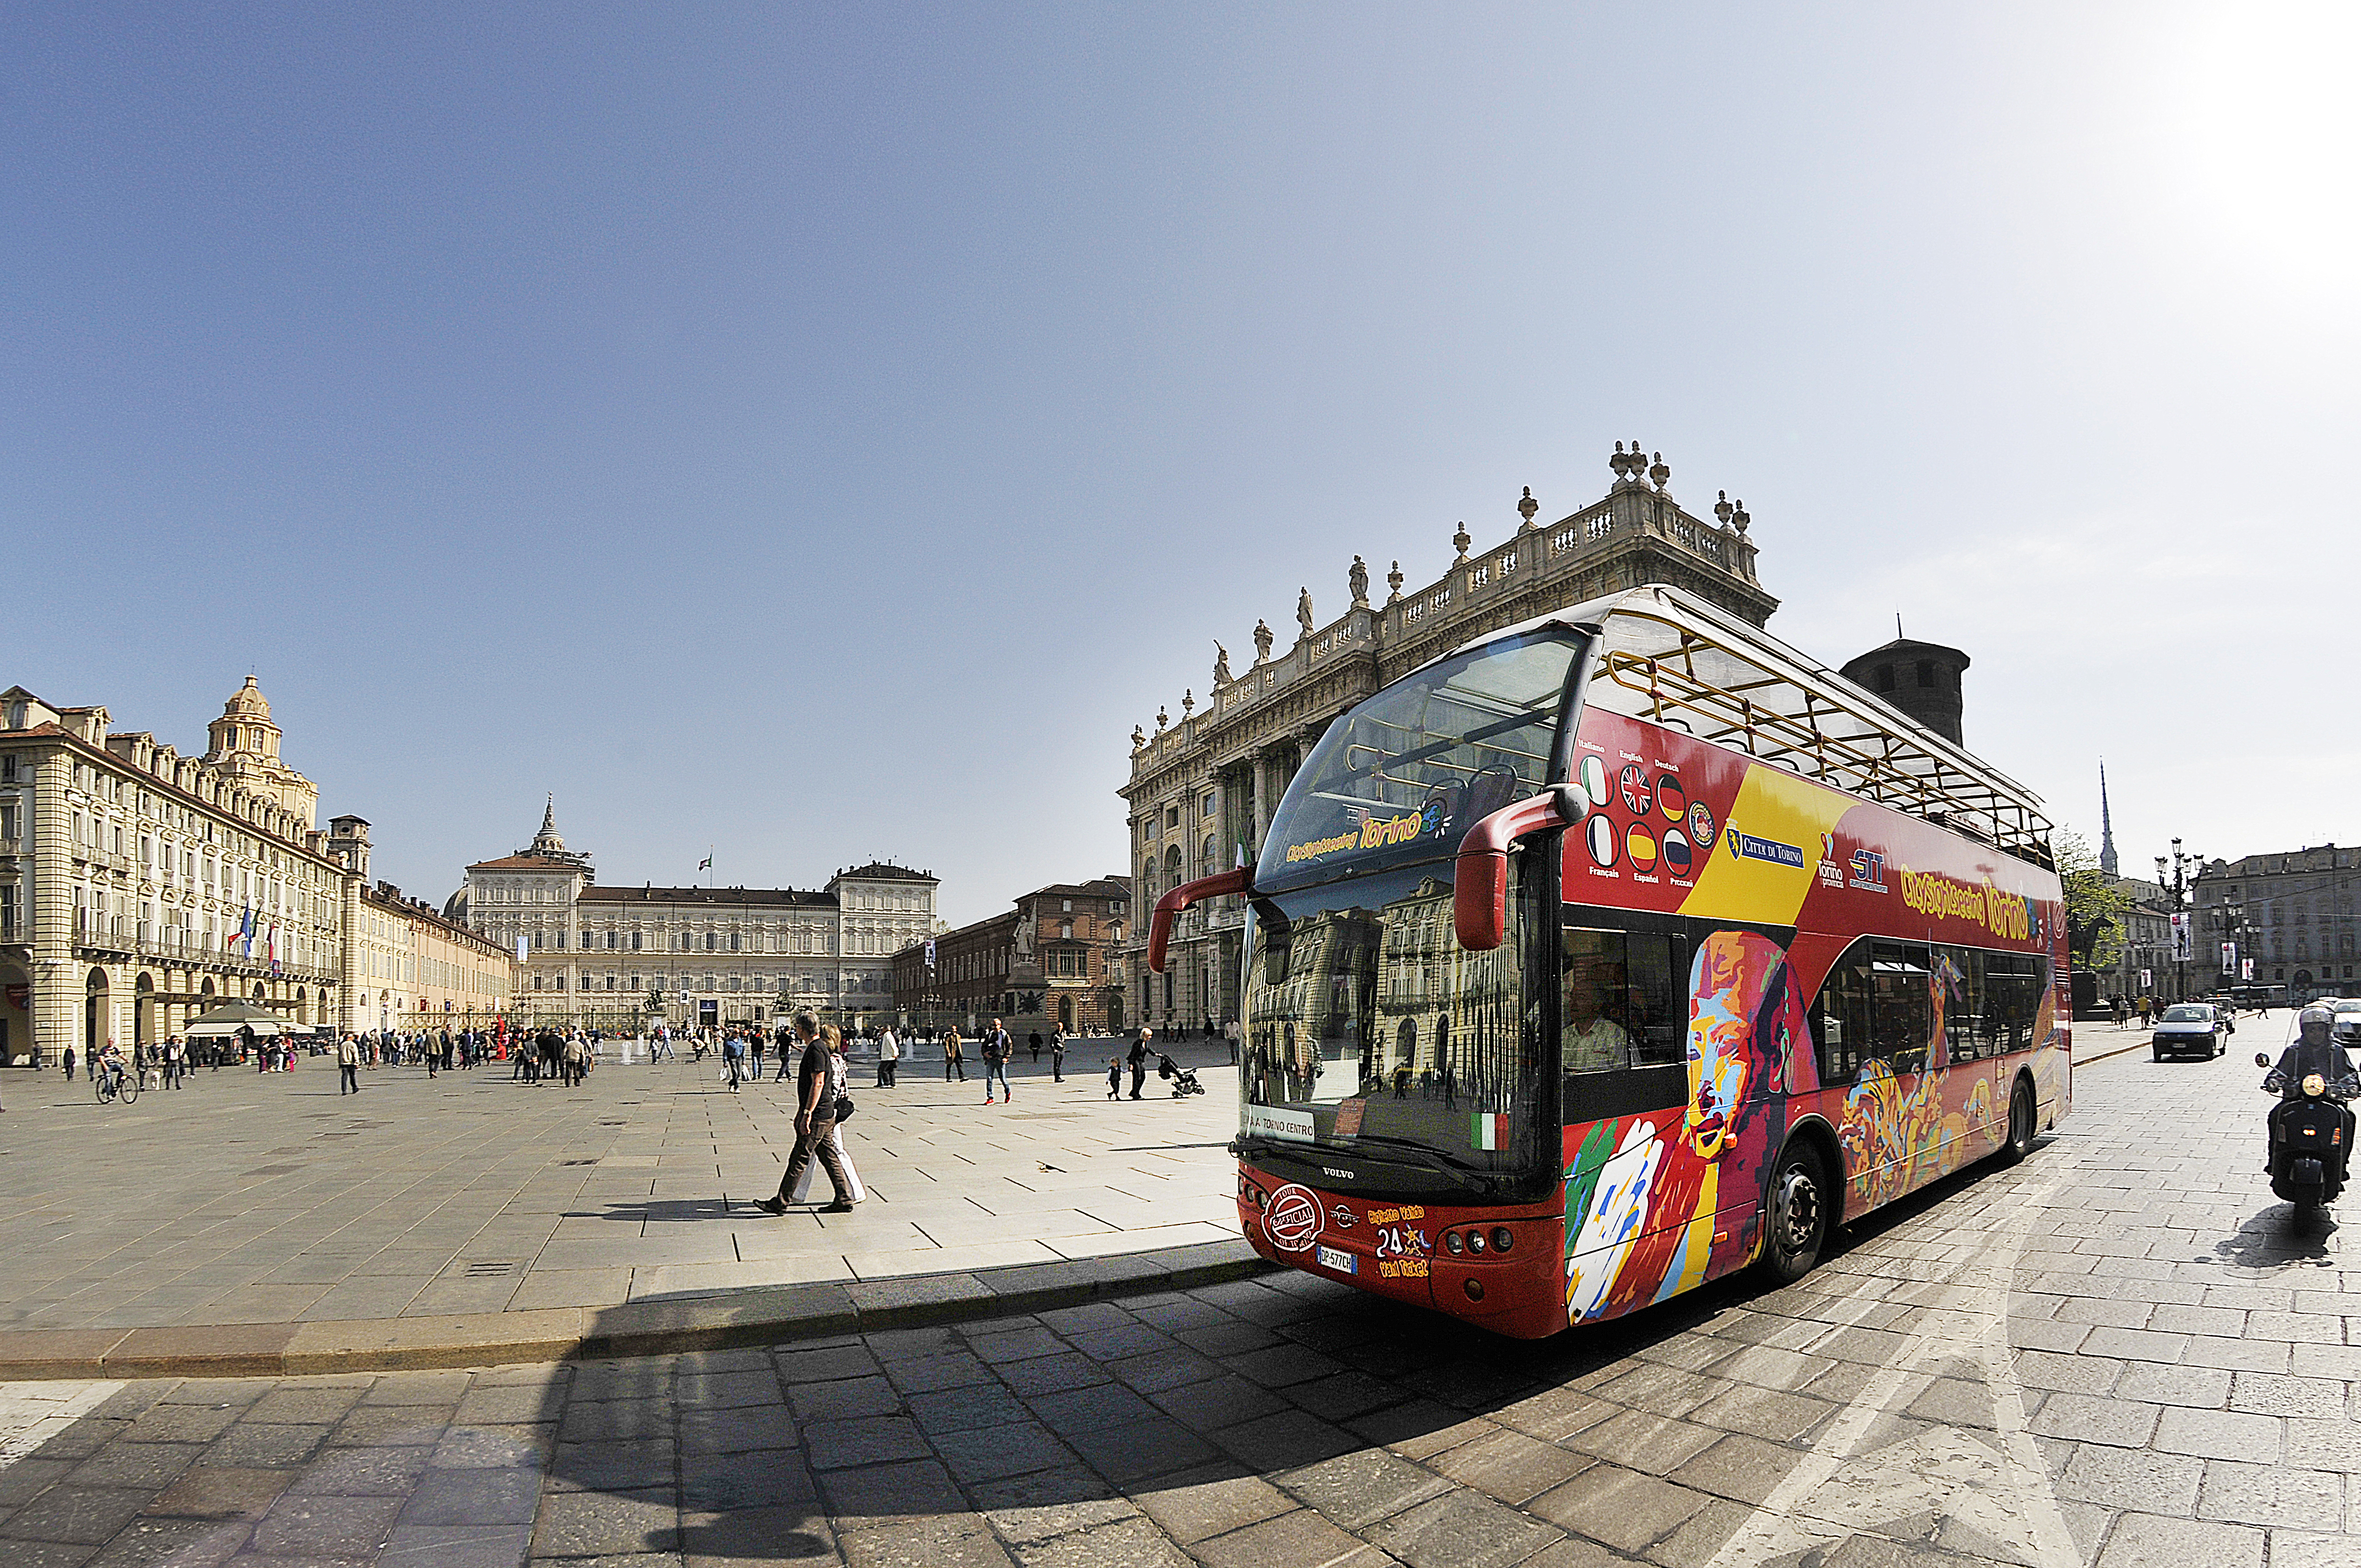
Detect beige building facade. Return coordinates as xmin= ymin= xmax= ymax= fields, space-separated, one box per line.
xmin=452 ymin=804 xmax=939 ymax=1029
xmin=1116 ymin=444 xmax=1778 ymax=1035
xmin=0 ymin=680 xmax=347 ymax=1064
xmin=327 ymin=816 xmax=513 ymax=1032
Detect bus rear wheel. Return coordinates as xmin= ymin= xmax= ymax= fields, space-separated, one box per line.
xmin=1756 ymin=1142 xmax=1829 ymax=1286
xmin=1998 ymin=1077 xmax=2036 ymax=1165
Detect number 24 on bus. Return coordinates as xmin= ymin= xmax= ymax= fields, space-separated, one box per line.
xmin=1149 ymin=584 xmax=2069 ymax=1339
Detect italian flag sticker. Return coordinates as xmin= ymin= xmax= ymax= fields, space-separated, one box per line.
xmin=1472 ymin=1112 xmax=1508 ymax=1151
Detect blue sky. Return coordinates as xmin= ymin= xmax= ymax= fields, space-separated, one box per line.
xmin=6 ymin=4 xmax=2354 ymax=921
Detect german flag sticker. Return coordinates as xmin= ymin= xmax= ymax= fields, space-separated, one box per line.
xmin=1657 ymin=774 xmax=1687 ymax=823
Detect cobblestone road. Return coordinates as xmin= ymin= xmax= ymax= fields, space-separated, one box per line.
xmin=2 ymin=1030 xmax=2352 ymax=1567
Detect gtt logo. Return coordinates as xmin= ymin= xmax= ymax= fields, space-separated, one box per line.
xmin=1849 ymin=849 xmax=1888 ymax=890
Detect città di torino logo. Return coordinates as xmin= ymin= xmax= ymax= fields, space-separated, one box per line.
xmin=1723 ymin=826 xmax=1806 ymax=869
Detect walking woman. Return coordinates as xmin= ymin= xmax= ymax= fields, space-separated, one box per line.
xmin=941 ymin=1026 xmax=965 ymax=1082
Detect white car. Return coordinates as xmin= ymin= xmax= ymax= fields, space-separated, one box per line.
xmin=2324 ymin=997 xmax=2361 ymax=1050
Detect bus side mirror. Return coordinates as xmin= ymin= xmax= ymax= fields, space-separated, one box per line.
xmin=1454 ymin=784 xmax=1585 ymax=952
xmin=2256 ymin=1052 xmax=2271 ymax=1068
xmin=1149 ymin=867 xmax=1253 ymax=973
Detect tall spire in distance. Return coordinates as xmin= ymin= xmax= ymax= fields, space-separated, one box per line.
xmin=2098 ymin=762 xmax=2119 ymax=878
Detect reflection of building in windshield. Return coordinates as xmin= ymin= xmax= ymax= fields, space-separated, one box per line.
xmin=1249 ymin=875 xmax=1522 ymax=1117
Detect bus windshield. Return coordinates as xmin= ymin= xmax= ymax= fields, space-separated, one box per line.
xmin=1256 ymin=627 xmax=1585 ymax=892
xmin=1242 ymin=859 xmax=1549 ymax=1195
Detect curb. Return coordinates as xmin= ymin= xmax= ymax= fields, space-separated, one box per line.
xmin=0 ymin=1239 xmax=1277 ymax=1382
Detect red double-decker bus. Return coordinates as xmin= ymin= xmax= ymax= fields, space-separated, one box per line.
xmin=1151 ymin=585 xmax=2069 ymax=1338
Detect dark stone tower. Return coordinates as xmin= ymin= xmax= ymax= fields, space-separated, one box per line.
xmin=1839 ymin=638 xmax=1970 ymax=745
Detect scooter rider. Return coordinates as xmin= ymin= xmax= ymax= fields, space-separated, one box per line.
xmin=2265 ymin=1006 xmax=2359 ymax=1178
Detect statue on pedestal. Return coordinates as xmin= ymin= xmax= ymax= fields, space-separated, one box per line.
xmin=1253 ymin=619 xmax=1274 ymax=663
xmin=1296 ymin=587 xmax=1315 ymax=639
xmin=1213 ymin=642 xmax=1233 ymax=686
xmin=1349 ymin=556 xmax=1369 ymax=606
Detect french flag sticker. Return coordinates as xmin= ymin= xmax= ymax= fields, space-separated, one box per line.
xmin=1472 ymin=1112 xmax=1509 ymax=1151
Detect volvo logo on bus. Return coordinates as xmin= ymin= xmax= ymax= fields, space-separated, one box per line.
xmin=1265 ymin=1184 xmax=1323 ymax=1253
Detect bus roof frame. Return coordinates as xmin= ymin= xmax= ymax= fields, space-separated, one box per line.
xmin=1415 ymin=584 xmax=2054 ymax=869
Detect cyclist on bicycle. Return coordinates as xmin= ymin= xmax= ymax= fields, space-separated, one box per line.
xmin=97 ymin=1041 xmax=127 ymax=1097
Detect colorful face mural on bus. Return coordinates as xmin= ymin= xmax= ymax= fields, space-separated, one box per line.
xmin=1562 ymin=929 xmax=1813 ymax=1324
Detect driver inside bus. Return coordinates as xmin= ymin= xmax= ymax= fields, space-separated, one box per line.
xmin=2267 ymin=1005 xmax=2358 ymax=1179
xmin=1563 ymin=952 xmax=1630 ymax=1072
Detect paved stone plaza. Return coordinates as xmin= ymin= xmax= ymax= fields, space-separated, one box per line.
xmin=2 ymin=1020 xmax=2357 ymax=1565
xmin=0 ymin=1039 xmax=1240 ymax=1333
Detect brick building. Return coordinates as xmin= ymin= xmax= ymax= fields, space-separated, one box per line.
xmin=892 ymin=876 xmax=1131 ymax=1035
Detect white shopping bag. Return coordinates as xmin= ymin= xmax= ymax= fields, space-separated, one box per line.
xmin=788 ymin=1124 xmax=866 ymax=1204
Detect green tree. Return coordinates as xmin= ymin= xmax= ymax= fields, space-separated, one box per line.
xmin=2057 ymin=829 xmax=2129 ymax=973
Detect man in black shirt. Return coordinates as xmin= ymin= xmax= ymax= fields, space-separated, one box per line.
xmin=758 ymin=1010 xmax=853 ymax=1213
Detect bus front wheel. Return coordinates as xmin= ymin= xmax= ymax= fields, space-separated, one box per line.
xmin=1756 ymin=1142 xmax=1830 ymax=1286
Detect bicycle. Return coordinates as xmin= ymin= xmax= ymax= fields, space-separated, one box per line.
xmin=94 ymin=1063 xmax=138 ymax=1104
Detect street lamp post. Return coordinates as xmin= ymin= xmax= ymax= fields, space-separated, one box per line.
xmin=2156 ymin=839 xmax=2201 ymax=1004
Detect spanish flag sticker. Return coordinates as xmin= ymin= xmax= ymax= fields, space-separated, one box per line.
xmin=1626 ymin=825 xmax=1659 ymax=870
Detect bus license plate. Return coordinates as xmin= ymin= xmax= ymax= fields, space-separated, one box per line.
xmin=1315 ymin=1245 xmax=1356 ymax=1275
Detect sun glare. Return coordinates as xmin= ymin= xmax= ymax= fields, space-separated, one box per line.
xmin=2164 ymin=4 xmax=2361 ymax=295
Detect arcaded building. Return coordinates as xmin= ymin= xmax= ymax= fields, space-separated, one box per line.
xmin=0 ymin=679 xmax=349 ymax=1064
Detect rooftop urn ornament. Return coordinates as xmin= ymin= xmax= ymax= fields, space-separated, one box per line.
xmin=1609 ymin=441 xmax=1634 ymax=486
xmin=1386 ymin=559 xmax=1404 ymax=603
xmin=1518 ymin=486 xmax=1539 ymax=530
xmin=1130 ymin=725 xmax=1145 ymax=752
xmin=1212 ymin=641 xmax=1233 ymax=686
xmin=1350 ymin=555 xmax=1370 ymax=606
xmin=1714 ymin=490 xmax=1734 ymax=527
xmin=1296 ymin=587 xmax=1315 ymax=639
xmin=1452 ymin=521 xmax=1472 ymax=564
xmin=1253 ymin=618 xmax=1274 ymax=663
xmin=1182 ymin=689 xmax=1195 ymax=720
xmin=1649 ymin=452 xmax=1670 ymax=493
xmin=1156 ymin=705 xmax=1168 ymax=732
xmin=1730 ymin=499 xmax=1750 ymax=534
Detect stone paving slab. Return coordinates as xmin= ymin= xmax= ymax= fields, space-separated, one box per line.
xmin=0 ymin=1035 xmax=1242 ymax=1332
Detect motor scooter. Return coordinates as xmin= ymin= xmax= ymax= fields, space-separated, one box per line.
xmin=2256 ymin=1050 xmax=2358 ymax=1223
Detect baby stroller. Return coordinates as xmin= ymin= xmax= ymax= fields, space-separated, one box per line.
xmin=1156 ymin=1053 xmax=1205 ymax=1097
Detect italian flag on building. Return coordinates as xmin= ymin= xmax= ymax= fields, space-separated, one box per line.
xmin=1472 ymin=1112 xmax=1509 ymax=1151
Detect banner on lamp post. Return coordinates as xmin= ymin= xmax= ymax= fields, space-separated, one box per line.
xmin=2221 ymin=941 xmax=2237 ymax=975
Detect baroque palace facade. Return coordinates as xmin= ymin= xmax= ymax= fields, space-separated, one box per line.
xmin=0 ymin=677 xmax=485 ymax=1063
xmin=453 ymin=804 xmax=939 ymax=1029
xmin=1116 ymin=444 xmax=1779 ymax=1035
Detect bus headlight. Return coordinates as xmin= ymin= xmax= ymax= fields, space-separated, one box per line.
xmin=1466 ymin=1230 xmax=1487 ymax=1254
xmin=1444 ymin=1231 xmax=1465 ymax=1255
xmin=1491 ymin=1227 xmax=1514 ymax=1254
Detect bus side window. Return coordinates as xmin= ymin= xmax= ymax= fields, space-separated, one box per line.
xmin=1562 ymin=927 xmax=1631 ymax=1072
xmin=1984 ymin=953 xmax=2045 ymax=1052
xmin=1813 ymin=950 xmax=1874 ymax=1085
xmin=1941 ymin=946 xmax=1984 ymax=1063
xmin=1624 ymin=932 xmax=1688 ymax=1068
xmin=1872 ymin=943 xmax=1932 ymax=1076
